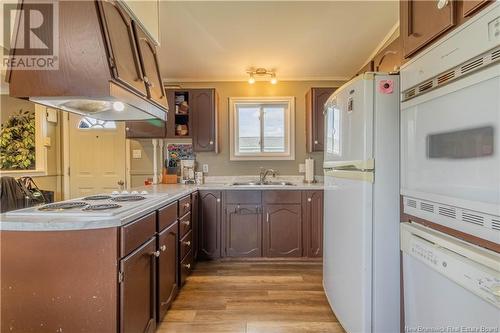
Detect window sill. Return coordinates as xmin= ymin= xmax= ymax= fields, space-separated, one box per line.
xmin=0 ymin=170 xmax=48 ymax=177
xmin=230 ymin=154 xmax=295 ymax=161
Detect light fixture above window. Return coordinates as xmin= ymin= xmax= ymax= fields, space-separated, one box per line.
xmin=247 ymin=68 xmax=278 ymax=85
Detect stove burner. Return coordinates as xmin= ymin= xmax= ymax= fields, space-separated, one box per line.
xmin=111 ymin=195 xmax=146 ymax=202
xmin=83 ymin=195 xmax=112 ymax=201
xmin=39 ymin=202 xmax=88 ymax=211
xmin=83 ymin=204 xmax=122 ymax=211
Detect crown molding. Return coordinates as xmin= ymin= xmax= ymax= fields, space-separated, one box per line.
xmin=162 ymin=76 xmax=349 ymax=84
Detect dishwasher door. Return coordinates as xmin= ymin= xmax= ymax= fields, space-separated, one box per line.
xmin=401 ymin=223 xmax=500 ymax=331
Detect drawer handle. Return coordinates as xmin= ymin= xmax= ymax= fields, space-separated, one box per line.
xmin=160 ymin=245 xmax=167 ymax=252
xmin=183 ymin=241 xmax=191 ymax=246
xmin=183 ymin=263 xmax=191 ymax=269
xmin=181 ymin=220 xmax=191 ymax=226
xmin=152 ymin=250 xmax=160 ymax=258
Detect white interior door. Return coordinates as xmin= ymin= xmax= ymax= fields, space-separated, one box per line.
xmin=68 ymin=114 xmax=126 ymax=198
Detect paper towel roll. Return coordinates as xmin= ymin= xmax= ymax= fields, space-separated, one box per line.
xmin=305 ymin=158 xmax=314 ymax=182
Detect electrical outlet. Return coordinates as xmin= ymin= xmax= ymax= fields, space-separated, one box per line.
xmin=488 ymin=17 xmax=500 ymax=42
xmin=202 ymin=164 xmax=209 ymax=173
xmin=132 ymin=149 xmax=142 ymax=159
xmin=298 ymin=163 xmax=305 ymax=173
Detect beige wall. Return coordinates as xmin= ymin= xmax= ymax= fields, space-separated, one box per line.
xmin=129 ymin=80 xmax=344 ymax=185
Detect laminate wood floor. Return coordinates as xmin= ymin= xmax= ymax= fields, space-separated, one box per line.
xmin=158 ymin=260 xmax=345 ymax=333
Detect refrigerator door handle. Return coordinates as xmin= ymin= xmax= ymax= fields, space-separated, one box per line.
xmin=323 ymin=159 xmax=374 ymax=171
xmin=323 ymin=169 xmax=374 ymax=183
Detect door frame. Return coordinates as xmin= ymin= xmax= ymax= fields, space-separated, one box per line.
xmin=61 ymin=114 xmax=131 ymax=200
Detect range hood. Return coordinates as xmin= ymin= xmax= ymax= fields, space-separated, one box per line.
xmin=7 ymin=0 xmax=168 ymax=121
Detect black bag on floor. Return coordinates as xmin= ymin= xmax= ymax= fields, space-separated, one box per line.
xmin=17 ymin=176 xmax=47 ymax=207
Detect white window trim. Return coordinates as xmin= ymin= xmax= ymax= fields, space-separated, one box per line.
xmin=0 ymin=103 xmax=48 ymax=176
xmin=229 ymin=96 xmax=295 ymax=161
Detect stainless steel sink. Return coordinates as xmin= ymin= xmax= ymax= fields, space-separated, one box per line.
xmin=230 ymin=181 xmax=295 ymax=186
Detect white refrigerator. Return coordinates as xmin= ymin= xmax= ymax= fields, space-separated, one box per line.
xmin=323 ymin=73 xmax=400 ymax=333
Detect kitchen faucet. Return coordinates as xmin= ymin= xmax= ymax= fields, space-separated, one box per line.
xmin=259 ymin=168 xmax=278 ymax=183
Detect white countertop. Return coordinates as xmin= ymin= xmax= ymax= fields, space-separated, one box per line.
xmin=0 ymin=179 xmax=323 ymax=231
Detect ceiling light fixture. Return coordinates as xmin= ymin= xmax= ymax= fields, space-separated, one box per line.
xmin=246 ymin=68 xmax=278 ymax=85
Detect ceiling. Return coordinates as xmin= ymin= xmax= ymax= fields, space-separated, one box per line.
xmin=159 ymin=1 xmax=398 ymax=82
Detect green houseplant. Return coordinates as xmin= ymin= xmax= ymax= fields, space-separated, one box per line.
xmin=0 ymin=109 xmax=36 ymax=170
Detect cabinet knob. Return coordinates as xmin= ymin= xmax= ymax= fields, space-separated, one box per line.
xmin=183 ymin=241 xmax=191 ymax=246
xmin=183 ymin=263 xmax=191 ymax=269
xmin=181 ymin=220 xmax=190 ymax=226
xmin=185 ymin=203 xmax=190 ymax=209
xmin=160 ymin=245 xmax=167 ymax=252
xmin=209 ymin=141 xmax=214 ymax=145
xmin=217 ymin=198 xmax=221 ymax=203
xmin=437 ymin=0 xmax=449 ymax=9
xmin=308 ymin=197 xmax=312 ymax=202
xmin=314 ymin=140 xmax=318 ymax=145
xmin=125 ymin=127 xmax=130 ymax=131
xmin=152 ymin=250 xmax=160 ymax=257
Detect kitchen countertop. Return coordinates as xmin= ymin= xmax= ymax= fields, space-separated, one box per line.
xmin=0 ymin=180 xmax=323 ymax=231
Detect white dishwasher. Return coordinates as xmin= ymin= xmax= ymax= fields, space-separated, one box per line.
xmin=401 ymin=223 xmax=500 ymax=331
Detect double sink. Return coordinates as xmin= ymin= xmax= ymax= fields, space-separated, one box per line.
xmin=230 ymin=181 xmax=295 ymax=186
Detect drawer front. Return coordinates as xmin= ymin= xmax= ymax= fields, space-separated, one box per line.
xmin=179 ymin=212 xmax=191 ymax=238
xmin=158 ymin=201 xmax=178 ymax=232
xmin=225 ymin=190 xmax=261 ymax=204
xmin=179 ymin=195 xmax=192 ymax=216
xmin=262 ymin=190 xmax=302 ymax=204
xmin=180 ymin=249 xmax=193 ymax=287
xmin=180 ymin=230 xmax=193 ymax=260
xmin=121 ymin=212 xmax=156 ymax=258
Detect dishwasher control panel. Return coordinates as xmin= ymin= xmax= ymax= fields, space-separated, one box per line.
xmin=402 ymin=223 xmax=500 ymax=308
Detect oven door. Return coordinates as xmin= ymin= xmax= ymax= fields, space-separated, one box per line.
xmin=401 ymin=64 xmax=500 ymax=217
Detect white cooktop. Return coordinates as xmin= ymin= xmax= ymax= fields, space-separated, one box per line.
xmin=6 ymin=191 xmax=166 ymax=217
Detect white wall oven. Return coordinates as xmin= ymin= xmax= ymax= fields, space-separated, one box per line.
xmin=400 ymin=4 xmax=500 ymax=244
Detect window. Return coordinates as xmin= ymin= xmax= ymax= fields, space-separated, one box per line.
xmin=229 ymin=97 xmax=294 ymax=160
xmin=78 ymin=117 xmax=116 ymax=129
xmin=0 ymin=96 xmax=47 ymax=175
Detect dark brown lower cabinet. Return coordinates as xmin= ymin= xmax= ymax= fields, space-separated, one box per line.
xmin=303 ymin=191 xmax=324 ymax=258
xmin=119 ymin=237 xmax=157 ymax=333
xmin=199 ymin=190 xmax=222 ymax=259
xmin=225 ymin=204 xmax=262 ymax=257
xmin=263 ymin=204 xmax=303 ymax=257
xmin=157 ymin=221 xmax=178 ymax=321
xmin=191 ymin=191 xmax=199 ymax=260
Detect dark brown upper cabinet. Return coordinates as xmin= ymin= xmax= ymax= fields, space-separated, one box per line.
xmin=461 ymin=0 xmax=491 ymax=17
xmin=306 ymin=88 xmax=335 ymax=152
xmin=263 ymin=204 xmax=303 ymax=257
xmin=225 ymin=204 xmax=262 ymax=257
xmin=191 ymin=89 xmax=218 ymax=152
xmin=157 ymin=221 xmax=178 ymax=321
xmin=400 ymin=0 xmax=456 ymax=58
xmin=98 ymin=0 xmax=147 ymax=96
xmin=199 ymin=191 xmax=222 ymax=259
xmin=119 ymin=237 xmax=157 ymax=333
xmin=132 ymin=21 xmax=167 ymax=108
xmin=302 ymin=191 xmax=324 ymax=258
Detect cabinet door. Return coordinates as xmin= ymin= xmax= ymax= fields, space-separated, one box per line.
xmin=307 ymin=88 xmax=335 ymax=152
xmin=132 ymin=21 xmax=168 ymax=108
xmin=263 ymin=204 xmax=302 ymax=257
xmin=119 ymin=237 xmax=156 ymax=333
xmin=157 ymin=221 xmax=178 ymax=321
xmin=191 ymin=89 xmax=217 ymax=152
xmin=303 ymin=191 xmax=324 ymax=258
xmin=400 ymin=0 xmax=455 ymax=58
xmin=191 ymin=191 xmax=199 ymax=260
xmin=98 ymin=0 xmax=147 ymax=96
xmin=199 ymin=191 xmax=222 ymax=259
xmin=462 ymin=0 xmax=490 ymax=17
xmin=125 ymin=119 xmax=166 ymax=138
xmin=225 ymin=205 xmax=262 ymax=257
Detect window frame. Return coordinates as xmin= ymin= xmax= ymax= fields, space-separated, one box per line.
xmin=229 ymin=96 xmax=295 ymax=161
